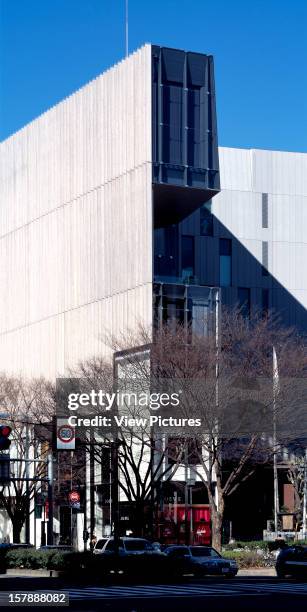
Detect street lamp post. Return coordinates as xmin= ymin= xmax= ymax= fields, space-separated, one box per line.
xmin=273 ymin=347 xmax=280 ymax=534
xmin=47 ymin=453 xmax=53 ymax=545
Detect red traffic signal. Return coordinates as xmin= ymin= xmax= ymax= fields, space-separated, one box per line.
xmin=1 ymin=426 xmax=11 ymax=437
xmin=0 ymin=425 xmax=12 ymax=450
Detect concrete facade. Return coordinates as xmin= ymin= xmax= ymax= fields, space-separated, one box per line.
xmin=0 ymin=45 xmax=153 ymax=379
xmin=158 ymin=147 xmax=307 ymax=331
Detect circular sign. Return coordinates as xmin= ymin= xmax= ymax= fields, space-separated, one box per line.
xmin=57 ymin=424 xmax=75 ymax=443
xmin=68 ymin=491 xmax=80 ymax=503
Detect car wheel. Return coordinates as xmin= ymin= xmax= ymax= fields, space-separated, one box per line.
xmin=225 ymin=572 xmax=237 ymax=578
xmin=194 ymin=568 xmax=206 ymax=578
xmin=276 ymin=567 xmax=287 ymax=579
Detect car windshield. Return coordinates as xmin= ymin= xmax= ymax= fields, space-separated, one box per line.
xmin=190 ymin=547 xmax=220 ymax=558
xmin=95 ymin=539 xmax=108 ymax=550
xmin=104 ymin=539 xmax=124 ymax=551
xmin=124 ymin=540 xmax=153 ymax=551
xmin=167 ymin=547 xmax=189 ymax=557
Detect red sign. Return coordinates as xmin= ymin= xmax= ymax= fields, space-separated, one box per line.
xmin=56 ymin=419 xmax=75 ymax=450
xmin=68 ymin=491 xmax=80 ymax=508
xmin=68 ymin=491 xmax=80 ymax=502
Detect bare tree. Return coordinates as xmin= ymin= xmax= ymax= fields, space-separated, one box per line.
xmin=0 ymin=375 xmax=54 ymax=543
xmin=107 ymin=310 xmax=307 ymax=550
xmin=146 ymin=310 xmax=307 ymax=550
xmin=61 ymin=308 xmax=307 ymax=549
xmin=68 ymin=355 xmax=185 ymax=537
xmin=287 ymin=456 xmax=306 ymax=525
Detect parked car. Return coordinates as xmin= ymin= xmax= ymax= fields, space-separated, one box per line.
xmin=93 ymin=537 xmax=169 ymax=580
xmin=93 ymin=537 xmax=164 ymax=557
xmin=276 ymin=545 xmax=307 ymax=578
xmin=163 ymin=545 xmax=238 ymax=577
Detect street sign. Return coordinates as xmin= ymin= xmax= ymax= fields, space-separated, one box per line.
xmin=56 ymin=419 xmax=75 ymax=450
xmin=68 ymin=490 xmax=80 ymax=509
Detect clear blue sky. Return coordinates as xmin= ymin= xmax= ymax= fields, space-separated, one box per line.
xmin=1 ymin=0 xmax=306 ymax=151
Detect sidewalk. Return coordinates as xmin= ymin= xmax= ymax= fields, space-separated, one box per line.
xmin=2 ymin=567 xmax=277 ymax=578
xmin=3 ymin=569 xmax=59 ymax=577
xmin=238 ymin=568 xmax=276 ymax=577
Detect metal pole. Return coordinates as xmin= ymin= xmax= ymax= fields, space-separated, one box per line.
xmin=70 ymin=453 xmax=73 ymax=546
xmin=25 ymin=420 xmax=30 ymax=543
xmin=273 ymin=347 xmax=280 ymax=534
xmin=111 ymin=441 xmax=120 ymax=554
xmin=190 ymin=486 xmax=193 ymax=544
xmin=34 ymin=479 xmax=36 ymax=548
xmin=184 ymin=450 xmax=189 ymax=545
xmin=41 ymin=504 xmax=46 ymax=547
xmin=112 ymin=354 xmax=121 ymax=556
xmin=109 ymin=446 xmax=112 ymax=534
xmin=90 ymin=435 xmax=95 ymax=546
xmin=47 ymin=454 xmax=53 ymax=545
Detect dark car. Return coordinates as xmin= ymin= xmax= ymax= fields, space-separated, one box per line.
xmin=93 ymin=537 xmax=168 ymax=580
xmin=164 ymin=545 xmax=238 ymax=577
xmin=276 ymin=545 xmax=307 ymax=579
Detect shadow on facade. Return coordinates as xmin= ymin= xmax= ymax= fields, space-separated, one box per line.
xmin=154 ymin=208 xmax=307 ymax=540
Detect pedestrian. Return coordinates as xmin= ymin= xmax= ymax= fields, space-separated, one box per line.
xmin=90 ymin=534 xmax=97 ymax=550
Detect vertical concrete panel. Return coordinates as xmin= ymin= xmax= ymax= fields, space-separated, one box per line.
xmin=0 ymin=45 xmax=153 ymax=379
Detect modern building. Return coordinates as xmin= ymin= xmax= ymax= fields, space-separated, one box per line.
xmin=1 ymin=44 xmax=307 ymax=545
xmin=0 ymin=44 xmax=220 ymax=379
xmin=1 ymin=44 xmax=307 ymax=381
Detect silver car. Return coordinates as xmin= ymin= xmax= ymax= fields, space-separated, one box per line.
xmin=93 ymin=537 xmax=163 ymax=557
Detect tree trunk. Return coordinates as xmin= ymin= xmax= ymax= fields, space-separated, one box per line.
xmin=12 ymin=520 xmax=24 ymax=544
xmin=210 ymin=506 xmax=223 ymax=551
xmin=133 ymin=502 xmax=147 ymax=537
xmin=208 ymin=481 xmax=224 ymax=552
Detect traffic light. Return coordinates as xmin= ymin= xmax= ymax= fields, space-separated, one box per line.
xmin=0 ymin=425 xmax=12 ymax=451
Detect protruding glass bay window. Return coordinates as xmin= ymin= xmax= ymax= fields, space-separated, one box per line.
xmin=153 ymin=283 xmax=219 ymax=337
